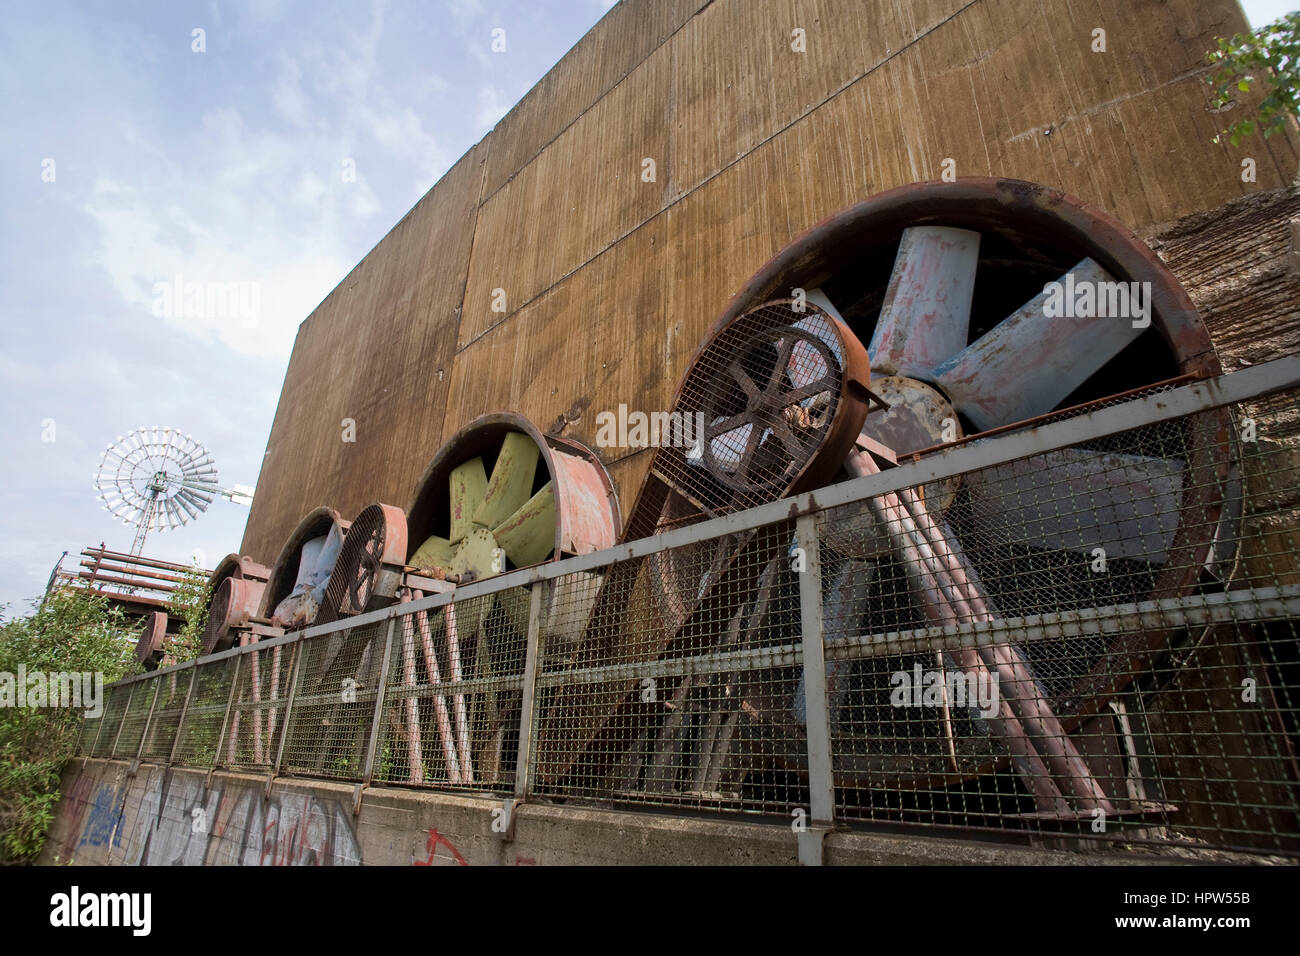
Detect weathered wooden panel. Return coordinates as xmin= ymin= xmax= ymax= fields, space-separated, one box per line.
xmin=482 ymin=0 xmax=703 ymax=199
xmin=459 ymin=44 xmax=672 ymax=350
xmin=242 ymin=0 xmax=1300 ymax=562
xmin=443 ymin=211 xmax=672 ymax=465
xmin=669 ymin=0 xmax=967 ymax=201
xmin=1151 ymin=184 xmax=1300 ymax=369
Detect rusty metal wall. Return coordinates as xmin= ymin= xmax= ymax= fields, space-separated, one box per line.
xmin=239 ymin=0 xmax=1300 ymax=565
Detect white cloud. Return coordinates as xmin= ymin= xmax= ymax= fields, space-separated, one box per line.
xmin=475 ymin=85 xmax=509 ymax=132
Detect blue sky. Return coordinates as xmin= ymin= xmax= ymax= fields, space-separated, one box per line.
xmin=0 ymin=0 xmax=1286 ymax=611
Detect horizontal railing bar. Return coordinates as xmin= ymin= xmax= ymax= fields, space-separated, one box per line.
xmin=827 ymin=585 xmax=1300 ymax=661
xmin=537 ymin=642 xmax=803 ymax=688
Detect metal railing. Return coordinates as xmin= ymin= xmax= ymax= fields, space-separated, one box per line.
xmin=77 ymin=356 xmax=1300 ymax=859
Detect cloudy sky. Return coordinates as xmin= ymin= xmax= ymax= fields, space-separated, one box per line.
xmin=0 ymin=0 xmax=1285 ymax=612
xmin=0 ymin=0 xmax=615 ymax=612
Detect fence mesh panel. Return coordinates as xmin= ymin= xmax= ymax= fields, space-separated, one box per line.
xmin=281 ymin=621 xmax=386 ymax=780
xmin=173 ymin=658 xmax=236 ymax=768
xmin=531 ymin=521 xmax=811 ymax=815
xmin=139 ymin=669 xmax=189 ymax=762
xmin=91 ymin=683 xmax=131 ymax=758
xmin=111 ymin=678 xmax=158 ymax=759
xmin=374 ymin=589 xmax=528 ymax=792
xmin=226 ymin=641 xmax=298 ymax=771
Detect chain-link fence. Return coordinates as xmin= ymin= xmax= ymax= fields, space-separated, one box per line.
xmin=80 ymin=357 xmax=1300 ymax=858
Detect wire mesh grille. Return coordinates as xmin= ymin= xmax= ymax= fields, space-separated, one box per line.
xmin=110 ymin=679 xmax=158 ymax=759
xmin=91 ymin=683 xmax=131 ymax=758
xmin=138 ymin=669 xmax=188 ymax=762
xmin=74 ymin=368 xmax=1300 ymax=859
xmin=172 ymin=659 xmax=236 ymax=768
xmin=226 ymin=641 xmax=298 ymax=770
xmin=280 ymin=621 xmax=386 ymax=780
xmin=651 ymin=302 xmax=855 ymax=518
xmin=373 ymin=589 xmax=528 ymax=791
xmin=532 ymin=522 xmax=811 ymax=815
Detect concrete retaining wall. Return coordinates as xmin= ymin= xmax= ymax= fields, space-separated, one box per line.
xmin=43 ymin=757 xmax=1211 ymax=866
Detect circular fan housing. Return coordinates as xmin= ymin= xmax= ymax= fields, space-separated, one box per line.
xmin=259 ymin=507 xmax=351 ymax=626
xmin=316 ymin=503 xmax=408 ymax=624
xmin=200 ymin=553 xmax=270 ymax=655
xmin=135 ymin=611 xmax=168 ymax=669
xmin=405 ymin=413 xmax=621 ymax=583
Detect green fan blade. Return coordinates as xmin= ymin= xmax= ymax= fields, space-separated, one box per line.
xmin=409 ymin=534 xmax=454 ymax=572
xmin=449 ymin=457 xmax=487 ymax=543
xmin=473 ymin=432 xmax=539 ymax=531
xmin=493 ymin=482 xmax=556 ymax=569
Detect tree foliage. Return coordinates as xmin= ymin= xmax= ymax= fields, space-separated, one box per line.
xmin=0 ymin=589 xmax=138 ymax=864
xmin=1208 ymin=12 xmax=1300 ymax=146
xmin=164 ymin=565 xmax=211 ymax=664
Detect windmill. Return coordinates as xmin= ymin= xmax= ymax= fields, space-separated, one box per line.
xmin=94 ymin=426 xmax=254 ymax=556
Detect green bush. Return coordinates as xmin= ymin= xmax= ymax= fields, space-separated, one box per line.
xmin=0 ymin=589 xmax=138 ymax=864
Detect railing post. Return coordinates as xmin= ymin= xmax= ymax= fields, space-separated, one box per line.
xmin=133 ymin=678 xmax=162 ymax=764
xmin=167 ymin=665 xmax=200 ymax=766
xmin=273 ymin=634 xmax=308 ymax=775
xmin=795 ymin=513 xmax=834 ymax=865
xmin=514 ymin=581 xmax=549 ymax=805
xmin=108 ymin=682 xmax=137 ymax=759
xmin=212 ymin=652 xmax=243 ymax=769
xmin=360 ymin=616 xmax=398 ymax=786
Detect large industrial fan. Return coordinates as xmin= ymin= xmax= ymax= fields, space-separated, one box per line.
xmin=134 ymin=610 xmax=170 ymax=670
xmin=307 ymin=413 xmax=621 ymax=786
xmin=199 ymin=554 xmax=271 ymax=654
xmin=541 ymin=178 xmax=1242 ymax=822
xmin=259 ymin=507 xmax=351 ymax=630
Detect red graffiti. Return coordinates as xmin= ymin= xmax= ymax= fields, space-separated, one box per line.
xmin=413 ymin=828 xmax=467 ymax=866
xmin=514 ymin=855 xmax=536 ymax=866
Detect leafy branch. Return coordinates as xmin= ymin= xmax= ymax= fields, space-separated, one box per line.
xmin=1208 ymin=11 xmax=1300 ymax=146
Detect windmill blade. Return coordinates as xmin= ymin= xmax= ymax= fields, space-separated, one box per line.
xmin=449 ymin=457 xmax=488 ymax=542
xmin=493 ymin=481 xmax=557 ymax=568
xmin=868 ymin=226 xmax=980 ymax=377
xmin=174 ymin=492 xmax=200 ymax=522
xmin=963 ymin=447 xmax=1184 ymax=563
xmin=472 ymin=432 xmax=540 ymax=530
xmin=930 ymin=258 xmax=1146 ymax=430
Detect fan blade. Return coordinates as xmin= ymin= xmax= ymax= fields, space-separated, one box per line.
xmin=410 ymin=534 xmax=455 ymax=572
xmin=493 ymin=482 xmax=557 ymax=569
xmin=868 ymin=226 xmax=980 ymax=377
xmin=294 ymin=535 xmax=328 ymax=590
xmin=930 ymin=258 xmax=1145 ymax=430
xmin=964 ymin=447 xmax=1184 ymax=563
xmin=472 ymin=432 xmax=540 ymax=531
xmin=448 ymin=457 xmax=488 ymax=543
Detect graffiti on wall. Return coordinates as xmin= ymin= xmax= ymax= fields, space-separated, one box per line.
xmin=62 ymin=768 xmax=362 ymax=866
xmin=412 ymin=827 xmax=467 ymax=866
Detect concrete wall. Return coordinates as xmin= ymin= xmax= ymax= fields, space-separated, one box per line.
xmin=239 ymin=0 xmax=1300 ymax=563
xmin=46 ymin=757 xmax=1246 ymax=866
